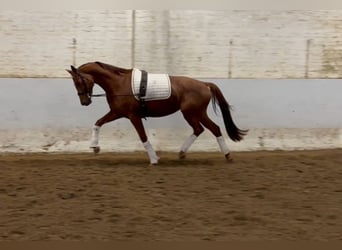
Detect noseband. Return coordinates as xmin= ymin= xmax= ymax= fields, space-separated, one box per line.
xmin=77 ymin=74 xmax=91 ymax=98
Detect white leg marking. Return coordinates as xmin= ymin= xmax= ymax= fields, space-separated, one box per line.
xmin=143 ymin=141 xmax=160 ymax=164
xmin=180 ymin=134 xmax=198 ymax=153
xmin=216 ymin=136 xmax=230 ymax=155
xmin=90 ymin=125 xmax=100 ymax=147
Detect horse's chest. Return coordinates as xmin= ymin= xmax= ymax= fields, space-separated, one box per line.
xmin=131 ymin=68 xmax=171 ymax=101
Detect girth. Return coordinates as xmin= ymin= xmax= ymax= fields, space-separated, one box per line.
xmin=139 ymin=70 xmax=148 ymax=98
xmin=138 ymin=70 xmax=148 ymax=118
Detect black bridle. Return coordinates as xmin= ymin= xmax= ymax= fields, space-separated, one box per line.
xmin=77 ymin=73 xmax=92 ymax=97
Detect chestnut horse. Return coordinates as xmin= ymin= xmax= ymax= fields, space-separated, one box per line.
xmin=66 ymin=61 xmax=247 ymax=164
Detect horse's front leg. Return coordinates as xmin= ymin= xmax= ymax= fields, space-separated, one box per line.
xmin=90 ymin=111 xmax=118 ymax=153
xmin=130 ymin=116 xmax=159 ymax=165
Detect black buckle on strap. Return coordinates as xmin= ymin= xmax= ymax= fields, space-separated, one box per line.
xmin=138 ymin=70 xmax=148 ymax=119
xmin=139 ymin=70 xmax=148 ymax=98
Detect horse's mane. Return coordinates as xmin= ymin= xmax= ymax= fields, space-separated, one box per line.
xmin=77 ymin=61 xmax=131 ymax=75
xmin=94 ymin=61 xmax=132 ymax=75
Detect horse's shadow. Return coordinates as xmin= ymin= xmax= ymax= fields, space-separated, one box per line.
xmin=82 ymin=153 xmax=218 ymax=168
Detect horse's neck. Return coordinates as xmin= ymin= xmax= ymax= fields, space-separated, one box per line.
xmin=93 ymin=70 xmax=128 ymax=95
xmin=80 ymin=63 xmax=131 ymax=95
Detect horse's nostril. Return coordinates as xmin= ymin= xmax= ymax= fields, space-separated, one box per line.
xmin=80 ymin=97 xmax=92 ymax=106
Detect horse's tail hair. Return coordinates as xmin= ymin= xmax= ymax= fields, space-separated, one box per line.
xmin=207 ymin=83 xmax=248 ymax=142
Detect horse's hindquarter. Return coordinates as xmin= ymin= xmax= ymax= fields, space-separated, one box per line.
xmin=145 ymin=76 xmax=211 ymax=117
xmin=171 ymin=76 xmax=212 ymax=109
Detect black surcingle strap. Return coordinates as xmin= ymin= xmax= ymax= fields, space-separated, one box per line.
xmin=139 ymin=70 xmax=148 ymax=98
xmin=139 ymin=70 xmax=148 ymax=119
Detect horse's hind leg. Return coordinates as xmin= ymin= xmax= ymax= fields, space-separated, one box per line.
xmin=200 ymin=113 xmax=233 ymax=162
xmin=179 ymin=112 xmax=204 ymax=159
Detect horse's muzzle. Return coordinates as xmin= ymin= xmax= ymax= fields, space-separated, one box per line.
xmin=81 ymin=99 xmax=92 ymax=106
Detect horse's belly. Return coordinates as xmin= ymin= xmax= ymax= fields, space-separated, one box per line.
xmin=145 ymin=99 xmax=180 ymax=117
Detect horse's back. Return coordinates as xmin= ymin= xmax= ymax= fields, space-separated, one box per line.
xmin=169 ymin=75 xmax=212 ymax=99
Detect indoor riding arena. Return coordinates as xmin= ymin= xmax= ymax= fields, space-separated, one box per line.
xmin=1 ymin=10 xmax=342 ymax=241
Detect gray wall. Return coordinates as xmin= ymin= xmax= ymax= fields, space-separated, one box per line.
xmin=1 ymin=78 xmax=342 ymax=129
xmin=1 ymin=78 xmax=341 ymax=153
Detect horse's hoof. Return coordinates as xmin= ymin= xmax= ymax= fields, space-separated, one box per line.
xmin=179 ymin=151 xmax=186 ymax=159
xmin=225 ymin=153 xmax=234 ymax=163
xmin=91 ymin=146 xmax=100 ymax=154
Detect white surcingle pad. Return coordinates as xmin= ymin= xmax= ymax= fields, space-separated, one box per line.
xmin=132 ymin=68 xmax=171 ymax=101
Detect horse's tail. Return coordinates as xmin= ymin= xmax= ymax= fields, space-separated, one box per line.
xmin=207 ymin=83 xmax=248 ymax=142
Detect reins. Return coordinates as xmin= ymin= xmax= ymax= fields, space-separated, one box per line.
xmin=90 ymin=93 xmax=106 ymax=97
xmin=75 ymin=63 xmax=143 ymax=99
xmin=90 ymin=93 xmax=140 ymax=98
xmin=78 ymin=73 xmax=137 ymax=98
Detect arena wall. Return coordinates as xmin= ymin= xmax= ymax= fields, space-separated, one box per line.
xmin=1 ymin=11 xmax=341 ymax=153
xmin=0 ymin=79 xmax=341 ymax=153
xmin=1 ymin=10 xmax=342 ymax=78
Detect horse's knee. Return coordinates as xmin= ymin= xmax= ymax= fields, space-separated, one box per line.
xmin=139 ymin=135 xmax=148 ymax=143
xmin=194 ymin=126 xmax=204 ymax=136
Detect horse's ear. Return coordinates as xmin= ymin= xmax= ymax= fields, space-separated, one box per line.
xmin=66 ymin=69 xmax=73 ymax=75
xmin=70 ymin=65 xmax=77 ymax=73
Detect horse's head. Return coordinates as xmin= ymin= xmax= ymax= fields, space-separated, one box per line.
xmin=66 ymin=65 xmax=95 ymax=106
